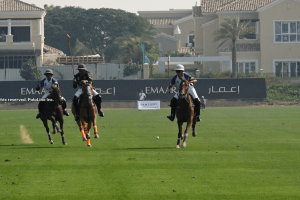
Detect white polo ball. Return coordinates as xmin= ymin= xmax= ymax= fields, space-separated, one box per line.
xmin=156 ymin=136 xmax=159 ymax=139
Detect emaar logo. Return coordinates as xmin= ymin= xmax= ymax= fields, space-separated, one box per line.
xmin=145 ymin=87 xmax=176 ymax=94
xmin=21 ymin=88 xmax=45 ymax=95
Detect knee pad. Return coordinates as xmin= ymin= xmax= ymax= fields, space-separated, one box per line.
xmin=95 ymin=94 xmax=102 ymax=102
xmin=72 ymin=96 xmax=79 ymax=103
xmin=194 ymin=98 xmax=201 ymax=105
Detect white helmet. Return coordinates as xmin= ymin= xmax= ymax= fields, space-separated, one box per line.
xmin=175 ymin=64 xmax=184 ymax=71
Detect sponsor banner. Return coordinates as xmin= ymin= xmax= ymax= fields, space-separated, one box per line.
xmin=137 ymin=100 xmax=160 ymax=110
xmin=0 ymin=78 xmax=266 ymax=101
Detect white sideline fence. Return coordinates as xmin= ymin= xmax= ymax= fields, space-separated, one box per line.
xmin=0 ymin=63 xmax=142 ymax=81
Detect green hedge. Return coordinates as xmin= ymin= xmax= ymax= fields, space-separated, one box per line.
xmin=266 ymin=82 xmax=300 ymax=104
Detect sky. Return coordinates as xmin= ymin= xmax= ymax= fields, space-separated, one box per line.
xmin=24 ymin=0 xmax=198 ymax=14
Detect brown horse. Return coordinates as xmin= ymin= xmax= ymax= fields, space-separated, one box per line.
xmin=40 ymin=85 xmax=67 ymax=145
xmin=175 ymin=80 xmax=198 ymax=148
xmin=72 ymin=81 xmax=99 ymax=147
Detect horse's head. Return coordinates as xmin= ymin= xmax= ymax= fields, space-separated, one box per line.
xmin=82 ymin=81 xmax=94 ymax=104
xmin=50 ymin=84 xmax=62 ymax=103
xmin=179 ymin=80 xmax=189 ymax=99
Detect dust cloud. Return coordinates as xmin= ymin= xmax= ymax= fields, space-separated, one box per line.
xmin=20 ymin=125 xmax=34 ymax=144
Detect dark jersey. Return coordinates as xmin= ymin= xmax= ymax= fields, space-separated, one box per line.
xmin=73 ymin=72 xmax=93 ymax=89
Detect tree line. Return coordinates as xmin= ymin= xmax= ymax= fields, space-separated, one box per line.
xmin=44 ymin=5 xmax=160 ymax=64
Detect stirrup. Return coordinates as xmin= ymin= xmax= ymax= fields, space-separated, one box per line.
xmin=63 ymin=110 xmax=69 ymax=116
xmin=36 ymin=113 xmax=42 ymax=119
xmin=167 ymin=114 xmax=175 ymax=122
xmin=98 ymin=109 xmax=104 ymax=117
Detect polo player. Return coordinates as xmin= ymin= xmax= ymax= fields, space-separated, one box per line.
xmin=167 ymin=64 xmax=201 ymax=122
xmin=35 ymin=69 xmax=69 ymax=119
xmin=72 ymin=64 xmax=104 ymax=121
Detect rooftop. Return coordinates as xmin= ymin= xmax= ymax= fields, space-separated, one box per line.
xmin=0 ymin=0 xmax=44 ymax=12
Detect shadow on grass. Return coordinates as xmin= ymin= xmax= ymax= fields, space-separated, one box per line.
xmin=0 ymin=144 xmax=65 ymax=149
xmin=113 ymin=147 xmax=174 ymax=150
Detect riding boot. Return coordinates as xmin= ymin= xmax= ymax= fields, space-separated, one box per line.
xmin=94 ymin=94 xmax=104 ymax=117
xmin=36 ymin=101 xmax=45 ymax=119
xmin=167 ymin=97 xmax=177 ymax=122
xmin=194 ymin=98 xmax=201 ymax=122
xmin=73 ymin=96 xmax=80 ymax=121
xmin=61 ymin=98 xmax=69 ymax=116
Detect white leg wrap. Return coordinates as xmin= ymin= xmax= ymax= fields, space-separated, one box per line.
xmin=184 ymin=133 xmax=188 ymax=137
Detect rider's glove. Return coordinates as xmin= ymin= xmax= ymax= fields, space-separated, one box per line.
xmin=36 ymin=84 xmax=40 ymax=91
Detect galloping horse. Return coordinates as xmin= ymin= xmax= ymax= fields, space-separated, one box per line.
xmin=175 ymin=80 xmax=198 ymax=148
xmin=71 ymin=81 xmax=99 ymax=147
xmin=40 ymin=85 xmax=67 ymax=145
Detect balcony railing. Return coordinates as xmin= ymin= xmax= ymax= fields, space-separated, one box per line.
xmin=239 ymin=33 xmax=256 ymax=40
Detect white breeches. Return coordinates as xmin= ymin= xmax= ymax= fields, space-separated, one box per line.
xmin=174 ymin=85 xmax=199 ymax=100
xmin=42 ymin=92 xmax=50 ymax=99
xmin=74 ymin=88 xmax=99 ymax=98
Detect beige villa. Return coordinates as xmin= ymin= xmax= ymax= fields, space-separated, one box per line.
xmin=0 ymin=0 xmax=46 ymax=69
xmin=138 ymin=0 xmax=300 ymax=77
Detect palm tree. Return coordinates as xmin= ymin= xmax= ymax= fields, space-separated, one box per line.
xmin=214 ymin=16 xmax=254 ymax=78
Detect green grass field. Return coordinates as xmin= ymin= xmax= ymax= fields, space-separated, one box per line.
xmin=0 ymin=106 xmax=300 ymax=200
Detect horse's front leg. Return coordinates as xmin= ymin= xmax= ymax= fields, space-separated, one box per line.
xmin=82 ymin=122 xmax=91 ymax=147
xmin=41 ymin=118 xmax=53 ymax=144
xmin=176 ymin=121 xmax=183 ymax=148
xmin=93 ymin=118 xmax=99 ymax=139
xmin=76 ymin=120 xmax=86 ymax=141
xmin=192 ymin=115 xmax=197 ymax=137
xmin=182 ymin=120 xmax=192 ymax=148
xmin=58 ymin=118 xmax=67 ymax=145
xmin=50 ymin=116 xmax=61 ymax=134
xmin=51 ymin=121 xmax=57 ymax=134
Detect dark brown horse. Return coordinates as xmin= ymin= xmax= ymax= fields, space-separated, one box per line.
xmin=175 ymin=80 xmax=198 ymax=148
xmin=72 ymin=81 xmax=99 ymax=147
xmin=40 ymin=85 xmax=67 ymax=145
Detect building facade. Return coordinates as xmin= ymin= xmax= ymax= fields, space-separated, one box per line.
xmin=0 ymin=0 xmax=46 ymax=70
xmin=138 ymin=0 xmax=300 ymax=77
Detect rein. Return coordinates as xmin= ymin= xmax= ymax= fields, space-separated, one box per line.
xmin=178 ymin=82 xmax=194 ymax=108
xmin=80 ymin=84 xmax=96 ymax=109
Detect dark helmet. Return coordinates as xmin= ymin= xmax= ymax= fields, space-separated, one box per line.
xmin=44 ymin=69 xmax=53 ymax=75
xmin=77 ymin=64 xmax=87 ymax=71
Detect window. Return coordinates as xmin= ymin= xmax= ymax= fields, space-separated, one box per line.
xmin=187 ymin=34 xmax=194 ymax=47
xmin=239 ymin=20 xmax=257 ymax=39
xmin=11 ymin=27 xmax=30 ymax=42
xmin=0 ymin=56 xmax=35 ymax=69
xmin=0 ymin=27 xmax=8 ymax=42
xmin=237 ymin=62 xmax=256 ymax=74
xmin=275 ymin=61 xmax=300 ymax=77
xmin=274 ymin=21 xmax=300 ymax=43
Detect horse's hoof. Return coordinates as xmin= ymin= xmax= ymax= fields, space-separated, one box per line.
xmin=182 ymin=142 xmax=186 ymax=148
xmin=52 ymin=131 xmax=56 ymax=134
xmin=192 ymin=132 xmax=197 ymax=137
xmin=82 ymin=137 xmax=87 ymax=141
xmin=94 ymin=134 xmax=99 ymax=139
xmin=175 ymin=145 xmax=180 ymax=148
xmin=63 ymin=143 xmax=67 ymax=145
xmin=87 ymin=144 xmax=91 ymax=147
xmin=50 ymin=140 xmax=54 ymax=144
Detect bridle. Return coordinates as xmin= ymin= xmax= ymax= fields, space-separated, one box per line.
xmin=179 ymin=81 xmax=191 ymax=104
xmin=81 ymin=82 xmax=95 ymax=108
xmin=49 ymin=86 xmax=62 ymax=108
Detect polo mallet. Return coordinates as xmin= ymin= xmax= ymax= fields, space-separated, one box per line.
xmin=33 ymin=42 xmax=39 ymax=85
xmin=66 ymin=34 xmax=74 ymax=76
xmin=168 ymin=55 xmax=170 ymax=93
